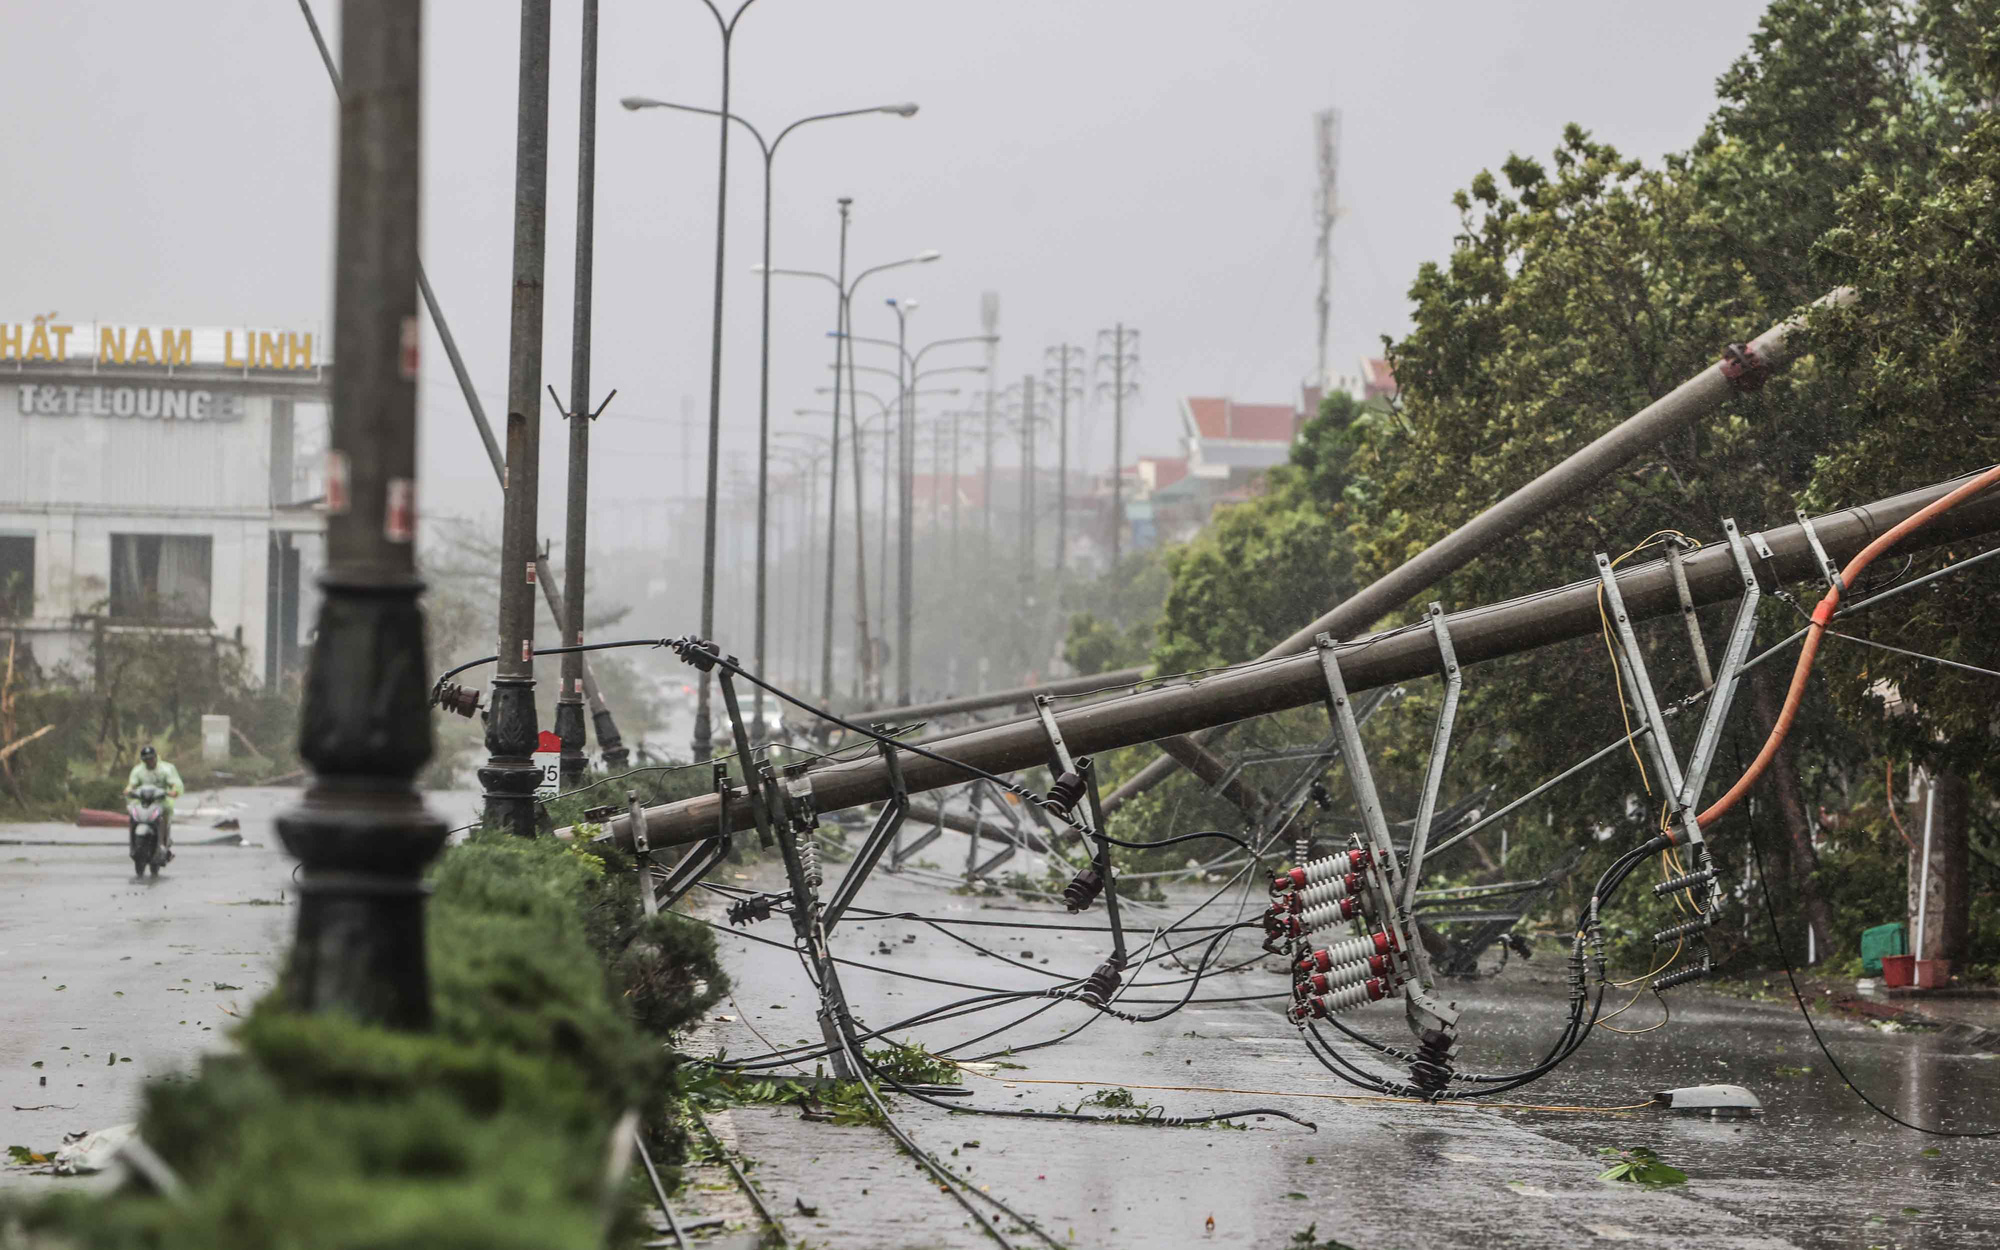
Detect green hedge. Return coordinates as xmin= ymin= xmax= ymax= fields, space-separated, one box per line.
xmin=9 ymin=832 xmax=726 ymax=1249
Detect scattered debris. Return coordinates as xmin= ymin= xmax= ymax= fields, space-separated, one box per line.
xmin=1596 ymin=1146 xmax=1688 ymax=1186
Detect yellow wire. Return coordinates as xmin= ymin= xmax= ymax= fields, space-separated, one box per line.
xmin=945 ymin=1062 xmax=1655 ymax=1115
xmin=1595 ymin=531 xmax=1705 ymax=793
xmin=1599 ymin=988 xmax=1672 ymax=1035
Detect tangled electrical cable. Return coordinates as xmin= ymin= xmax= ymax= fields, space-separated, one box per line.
xmin=428 ymin=471 xmax=2000 ymax=1149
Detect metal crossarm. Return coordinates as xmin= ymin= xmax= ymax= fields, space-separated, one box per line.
xmin=1667 ymin=539 xmax=1714 ymax=688
xmin=822 ymin=736 xmax=909 ymax=932
xmin=1402 ymin=604 xmax=1462 ymax=911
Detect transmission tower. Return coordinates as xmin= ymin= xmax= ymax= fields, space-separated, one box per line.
xmin=1313 ymin=108 xmax=1341 ymax=391
xmin=1094 ymin=325 xmax=1140 ymax=569
xmin=1044 ymin=344 xmax=1085 ymax=574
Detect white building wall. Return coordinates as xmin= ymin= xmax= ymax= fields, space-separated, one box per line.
xmin=0 ymin=375 xmax=321 ymax=685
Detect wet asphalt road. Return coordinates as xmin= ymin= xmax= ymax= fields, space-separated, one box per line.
xmin=0 ymin=786 xmax=485 ymax=1195
xmin=686 ymin=836 xmax=2000 ymax=1250
xmin=6 ymin=794 xmax=1995 ymax=1246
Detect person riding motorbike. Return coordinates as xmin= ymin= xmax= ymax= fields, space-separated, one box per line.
xmin=125 ymin=745 xmax=183 ymax=860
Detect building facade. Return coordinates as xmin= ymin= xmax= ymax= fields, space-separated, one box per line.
xmin=0 ymin=317 xmax=326 ymax=687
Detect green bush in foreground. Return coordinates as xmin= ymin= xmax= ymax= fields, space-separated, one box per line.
xmin=9 ymin=832 xmax=727 ymax=1249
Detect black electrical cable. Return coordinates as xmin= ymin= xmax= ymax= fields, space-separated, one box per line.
xmin=1100 ymin=829 xmax=1259 ymax=856
xmin=1742 ymin=792 xmax=2000 ymax=1138
xmin=848 ymin=1009 xmax=1319 ymax=1133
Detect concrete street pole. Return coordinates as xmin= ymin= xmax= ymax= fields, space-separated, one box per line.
xmin=890 ymin=300 xmax=916 ymax=704
xmin=278 ymin=0 xmax=445 ymax=1025
xmin=689 ymin=0 xmax=759 ymax=762
xmin=480 ymin=0 xmax=554 ymax=837
xmin=555 ymin=0 xmax=601 ymax=787
xmin=820 ymin=199 xmax=851 ymax=702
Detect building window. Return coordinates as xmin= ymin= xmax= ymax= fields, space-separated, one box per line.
xmin=0 ymin=536 xmax=30 ymax=619
xmin=109 ymin=534 xmax=212 ymax=624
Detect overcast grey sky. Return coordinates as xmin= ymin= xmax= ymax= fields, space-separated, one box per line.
xmin=1 ymin=0 xmax=1768 ymax=532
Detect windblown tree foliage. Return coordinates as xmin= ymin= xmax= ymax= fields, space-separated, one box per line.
xmin=1107 ymin=0 xmax=2000 ymax=967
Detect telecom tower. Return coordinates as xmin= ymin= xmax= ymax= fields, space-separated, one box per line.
xmin=1313 ymin=108 xmax=1340 ymax=391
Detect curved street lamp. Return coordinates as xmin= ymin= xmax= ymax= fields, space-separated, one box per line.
xmin=621 ymin=83 xmax=917 ymax=742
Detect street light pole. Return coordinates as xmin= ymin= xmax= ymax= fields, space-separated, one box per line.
xmin=278 ymin=0 xmax=444 ymax=1024
xmin=481 ymin=0 xmax=554 ymax=837
xmin=622 ymin=94 xmax=914 ymax=735
xmin=819 ymin=198 xmax=851 ymax=703
xmin=886 ymin=298 xmax=916 ymax=703
xmin=685 ymin=0 xmax=756 ymax=761
xmin=555 ymin=0 xmax=602 ymax=788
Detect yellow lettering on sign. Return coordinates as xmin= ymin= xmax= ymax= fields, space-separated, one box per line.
xmin=25 ymin=323 xmax=50 ymax=362
xmin=223 ymin=330 xmax=245 ymax=368
xmin=161 ymin=328 xmax=191 ymax=366
xmin=98 ymin=326 xmax=127 ymax=364
xmin=257 ymin=331 xmax=282 ymax=370
xmin=129 ymin=327 xmax=158 ymax=365
xmin=50 ymin=324 xmax=72 ymax=358
xmin=0 ymin=324 xmax=19 ymax=360
xmin=285 ymin=332 xmax=313 ymax=369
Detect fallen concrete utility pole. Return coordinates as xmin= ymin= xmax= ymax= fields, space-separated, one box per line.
xmin=856 ymin=666 xmax=1148 ymax=725
xmin=568 ymin=467 xmax=2000 ymax=847
xmin=1099 ymin=289 xmax=1854 ymax=816
xmin=296 ymin=0 xmax=629 ymax=769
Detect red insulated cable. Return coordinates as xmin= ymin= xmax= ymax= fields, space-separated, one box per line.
xmin=1696 ymin=464 xmax=2000 ymax=832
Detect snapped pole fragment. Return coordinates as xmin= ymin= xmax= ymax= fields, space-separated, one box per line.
xmin=1099 ymin=288 xmax=1858 ymax=817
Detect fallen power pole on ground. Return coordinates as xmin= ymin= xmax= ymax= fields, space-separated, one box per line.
xmin=1099 ymin=290 xmax=1853 ymax=817
xmin=569 ymin=468 xmax=2000 ymax=847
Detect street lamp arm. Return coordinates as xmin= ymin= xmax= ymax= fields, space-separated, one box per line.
xmin=698 ymin=0 xmax=759 ymax=38
xmin=619 ymin=95 xmax=769 ymax=156
xmin=760 ymin=265 xmax=839 ymax=290
xmin=912 ymin=333 xmax=1000 ymax=370
xmin=851 ymin=252 xmax=940 ymax=298
xmin=770 ymin=103 xmax=919 ymax=157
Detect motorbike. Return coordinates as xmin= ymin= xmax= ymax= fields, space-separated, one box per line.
xmin=127 ymin=783 xmax=169 ymax=880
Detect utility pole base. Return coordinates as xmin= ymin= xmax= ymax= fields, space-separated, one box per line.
xmin=554 ymin=697 xmax=589 ymax=786
xmin=482 ymin=676 xmax=544 ymax=836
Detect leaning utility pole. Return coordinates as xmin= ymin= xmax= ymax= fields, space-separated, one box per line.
xmin=279 ymin=0 xmax=445 ymax=1025
xmin=1096 ymin=325 xmax=1140 ymax=568
xmin=555 ymin=0 xmax=603 ymax=787
xmin=1045 ymin=343 xmax=1084 ymax=574
xmin=296 ymin=0 xmax=630 ymax=781
xmin=481 ymin=0 xmax=554 ymax=837
xmin=1097 ymin=290 xmax=1857 ymax=816
xmin=1312 ymin=108 xmax=1340 ymax=390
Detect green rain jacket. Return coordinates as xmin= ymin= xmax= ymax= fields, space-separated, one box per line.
xmin=125 ymin=761 xmax=184 ymax=811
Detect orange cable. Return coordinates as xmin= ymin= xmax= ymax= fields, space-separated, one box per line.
xmin=1696 ymin=465 xmax=2000 ymax=833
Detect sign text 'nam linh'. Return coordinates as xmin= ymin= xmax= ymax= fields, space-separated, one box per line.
xmin=0 ymin=318 xmax=316 ymax=371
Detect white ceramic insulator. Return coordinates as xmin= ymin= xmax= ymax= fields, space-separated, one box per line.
xmin=1298 ymin=850 xmax=1364 ymax=885
xmin=1315 ymin=957 xmax=1380 ymax=990
xmin=1312 ymin=981 xmax=1380 ymax=1015
xmin=1299 ymin=894 xmax=1368 ymax=934
xmin=1296 ymin=875 xmax=1357 ymax=908
xmin=1314 ymin=932 xmax=1384 ymax=967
